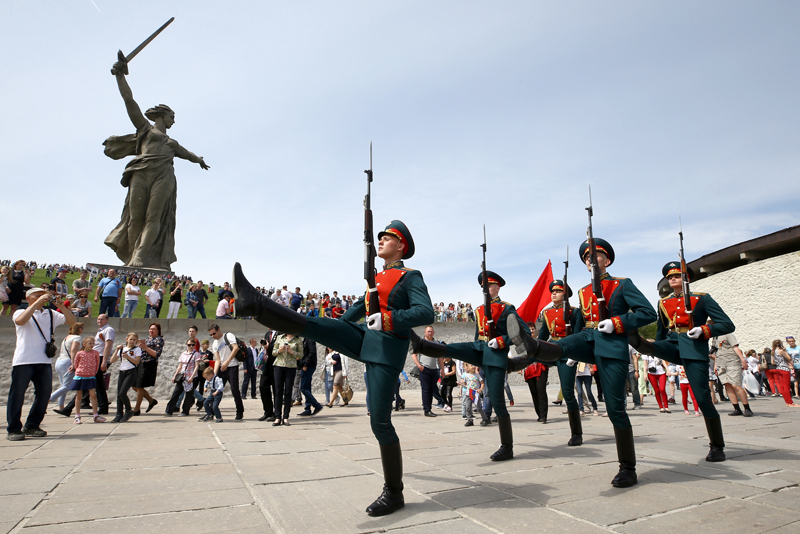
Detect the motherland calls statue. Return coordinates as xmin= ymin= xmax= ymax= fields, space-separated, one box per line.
xmin=102 ymin=51 xmax=209 ymax=271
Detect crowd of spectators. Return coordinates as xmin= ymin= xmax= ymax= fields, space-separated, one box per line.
xmin=5 ymin=259 xmax=799 ymax=443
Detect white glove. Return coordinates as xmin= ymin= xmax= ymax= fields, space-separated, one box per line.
xmin=687 ymin=327 xmax=703 ymax=339
xmin=598 ymin=319 xmax=614 ymax=334
xmin=566 ymin=358 xmax=577 ymax=367
xmin=488 ymin=339 xmax=499 ymax=349
xmin=366 ymin=312 xmax=382 ymax=331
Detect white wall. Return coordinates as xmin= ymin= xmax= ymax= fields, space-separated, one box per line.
xmin=692 ymin=251 xmax=800 ymax=351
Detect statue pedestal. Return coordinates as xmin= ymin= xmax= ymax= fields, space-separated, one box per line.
xmin=87 ymin=262 xmax=174 ymax=278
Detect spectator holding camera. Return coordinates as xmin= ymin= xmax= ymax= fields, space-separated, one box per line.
xmin=7 ymin=287 xmax=76 ymax=440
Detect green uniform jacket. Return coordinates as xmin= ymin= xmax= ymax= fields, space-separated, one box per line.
xmin=655 ymin=292 xmax=734 ymax=361
xmin=341 ymin=261 xmax=434 ymax=371
xmin=561 ymin=274 xmax=657 ymax=362
xmin=474 ymin=298 xmax=530 ymax=368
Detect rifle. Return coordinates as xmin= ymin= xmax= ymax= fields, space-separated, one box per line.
xmin=679 ymin=216 xmax=694 ymax=329
xmin=563 ymin=245 xmax=573 ymax=336
xmin=585 ymin=185 xmax=609 ymax=322
xmin=480 ymin=225 xmax=496 ymax=340
xmin=363 ymin=142 xmax=381 ymax=317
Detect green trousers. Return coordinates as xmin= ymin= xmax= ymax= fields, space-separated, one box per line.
xmin=445 ymin=341 xmax=509 ymax=418
xmin=556 ymin=359 xmax=580 ymax=412
xmin=302 ymin=317 xmax=402 ymax=445
xmin=558 ymin=334 xmax=630 ymax=429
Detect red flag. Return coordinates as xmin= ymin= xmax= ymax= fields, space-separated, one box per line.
xmin=517 ymin=261 xmax=554 ymax=323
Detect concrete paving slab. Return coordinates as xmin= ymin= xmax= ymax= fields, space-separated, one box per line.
xmin=387 ymin=518 xmax=495 ymax=534
xmin=5 ymin=454 xmax=87 ymax=469
xmin=328 ymin=442 xmax=380 ymax=461
xmin=237 ymin=450 xmax=372 ymax=484
xmin=28 ymin=487 xmax=253 ymax=525
xmin=0 ymin=466 xmax=72 ymax=496
xmin=357 ymin=455 xmax=433 ymax=475
xmin=61 ymin=464 xmax=244 ymax=499
xmin=79 ymin=448 xmax=228 ymax=471
xmin=750 ymin=487 xmax=800 ymax=512
xmin=457 ymin=497 xmax=610 ymax=534
xmin=0 ymin=445 xmax=39 ymax=460
xmin=656 ymin=461 xmax=797 ymax=491
xmin=428 ymin=485 xmax=512 ymax=508
xmin=0 ymin=521 xmax=17 ymax=534
xmin=637 ymin=464 xmax=765 ymax=498
xmin=404 ymin=469 xmax=478 ymax=494
xmin=0 ymin=493 xmax=45 ymax=527
xmin=553 ymin=479 xmax=722 ymax=525
xmin=617 ymin=496 xmax=800 ymax=533
xmin=19 ymin=504 xmax=273 ymax=534
xmin=255 ymin=474 xmax=459 ymax=534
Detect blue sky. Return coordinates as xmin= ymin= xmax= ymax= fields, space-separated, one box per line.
xmin=2 ymin=1 xmax=798 ymax=307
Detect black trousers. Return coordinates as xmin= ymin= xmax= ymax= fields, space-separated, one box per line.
xmin=526 ymin=367 xmax=549 ymax=420
xmin=166 ymin=381 xmax=195 ymax=415
xmin=241 ymin=369 xmax=257 ymax=398
xmin=116 ymin=368 xmax=137 ymax=416
xmin=219 ymin=366 xmax=244 ymax=415
xmin=274 ymin=366 xmax=297 ymax=420
xmin=420 ymin=367 xmax=439 ymax=412
xmin=259 ymin=365 xmax=275 ymax=417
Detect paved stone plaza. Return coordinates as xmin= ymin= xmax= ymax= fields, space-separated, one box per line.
xmin=2 ymin=386 xmax=800 ymax=534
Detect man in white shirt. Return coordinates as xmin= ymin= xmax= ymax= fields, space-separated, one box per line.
xmin=8 ymin=287 xmax=76 ymax=440
xmin=209 ymin=324 xmax=244 ymax=420
xmin=145 ymin=281 xmax=161 ymax=319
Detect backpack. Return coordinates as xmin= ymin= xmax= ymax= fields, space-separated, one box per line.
xmin=224 ymin=333 xmax=248 ymax=362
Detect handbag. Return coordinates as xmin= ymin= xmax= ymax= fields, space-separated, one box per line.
xmin=758 ymin=355 xmax=768 ymax=372
xmin=341 ymin=377 xmax=354 ymax=404
xmin=32 ymin=309 xmax=57 ymax=358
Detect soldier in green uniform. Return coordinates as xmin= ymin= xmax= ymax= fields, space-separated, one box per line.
xmin=232 ymin=220 xmax=434 ymax=517
xmin=508 ymin=239 xmax=657 ymax=488
xmin=411 ymin=271 xmax=561 ymax=462
xmin=536 ymin=280 xmax=583 ymax=446
xmin=629 ymin=261 xmax=736 ymax=462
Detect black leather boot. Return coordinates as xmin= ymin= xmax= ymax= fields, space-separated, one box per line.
xmin=366 ymin=442 xmax=405 ymax=516
xmin=506 ymin=316 xmax=563 ymax=371
xmin=489 ymin=416 xmax=514 ymax=461
xmin=232 ymin=263 xmax=306 ymax=335
xmin=704 ymin=416 xmax=726 ymax=462
xmin=408 ymin=328 xmax=448 ymax=359
xmin=567 ymin=409 xmax=583 ymax=446
xmin=627 ymin=329 xmax=659 ymax=356
xmin=611 ymin=426 xmax=637 ymax=488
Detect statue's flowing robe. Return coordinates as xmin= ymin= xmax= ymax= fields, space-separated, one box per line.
xmin=103 ymin=123 xmax=177 ymax=270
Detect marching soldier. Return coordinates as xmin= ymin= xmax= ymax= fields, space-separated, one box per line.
xmin=629 ymin=261 xmax=736 ymax=462
xmin=412 ymin=271 xmax=560 ymax=462
xmin=537 ymin=280 xmax=583 ymax=445
xmin=509 ymin=238 xmax=657 ymax=488
xmin=232 ymin=220 xmax=434 ymax=517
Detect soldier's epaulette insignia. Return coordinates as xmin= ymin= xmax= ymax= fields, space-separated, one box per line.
xmin=500 ymin=300 xmax=512 ymax=306
xmin=398 ymin=267 xmax=416 ymax=272
xmin=610 ymin=276 xmax=628 ymax=281
xmin=691 ymin=292 xmax=707 ymax=296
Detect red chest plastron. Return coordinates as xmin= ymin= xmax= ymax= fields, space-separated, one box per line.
xmin=542 ymin=307 xmax=568 ymax=338
xmin=476 ymin=302 xmax=506 ymax=340
xmin=660 ymin=295 xmax=701 ymax=329
xmin=579 ymin=279 xmax=619 ymax=323
xmin=365 ymin=269 xmax=406 ymax=316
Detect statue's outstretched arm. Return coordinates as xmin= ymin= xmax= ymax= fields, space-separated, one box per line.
xmin=113 ymin=61 xmax=147 ymax=131
xmin=175 ymin=142 xmax=210 ymax=170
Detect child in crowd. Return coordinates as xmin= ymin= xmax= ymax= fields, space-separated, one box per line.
xmin=200 ymin=367 xmax=224 ymax=422
xmin=460 ymin=363 xmax=484 ymax=427
xmin=677 ymin=365 xmax=700 ymax=416
xmin=69 ymin=337 xmax=105 ymax=424
xmin=440 ymin=357 xmax=457 ymax=412
xmin=109 ymin=332 xmax=142 ymax=422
